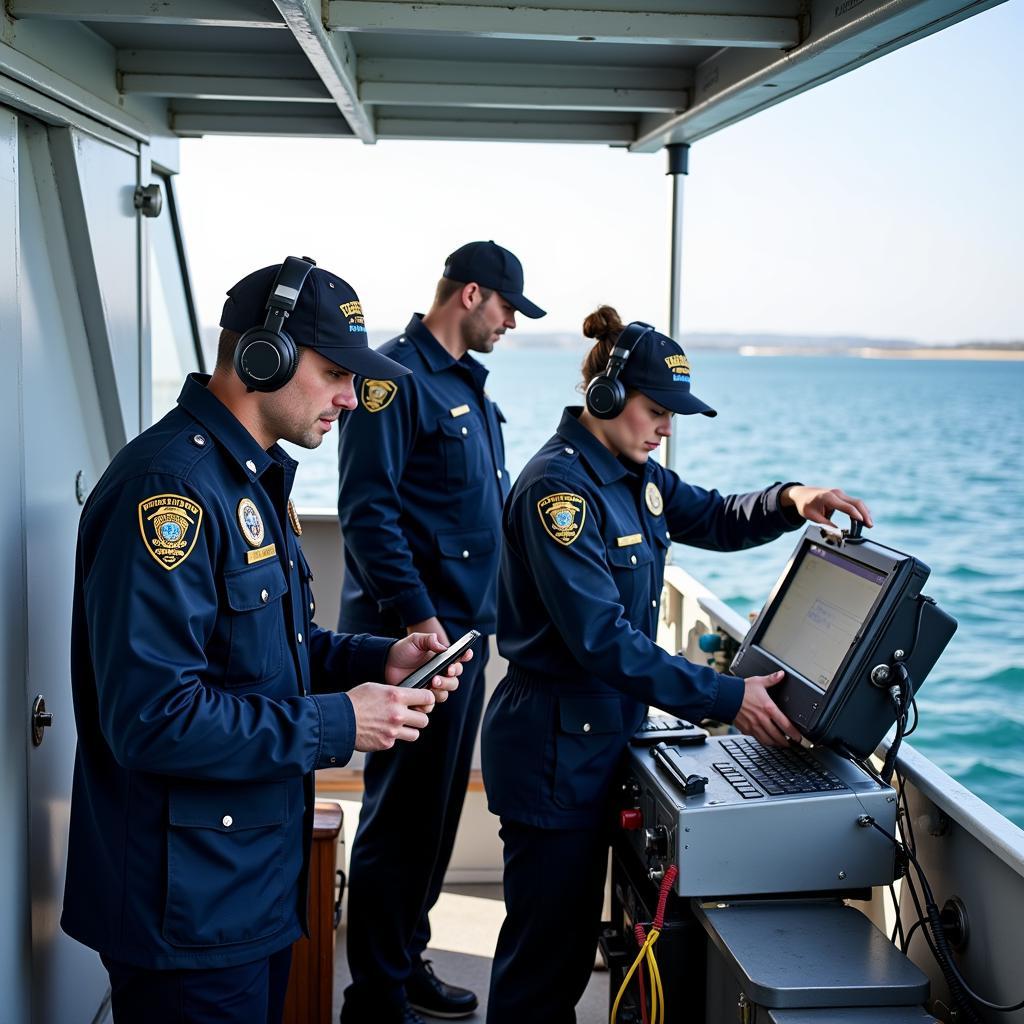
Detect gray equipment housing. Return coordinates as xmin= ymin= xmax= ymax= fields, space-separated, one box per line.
xmin=621 ymin=737 xmax=898 ymax=898
xmin=697 ymin=901 xmax=932 ymax=1020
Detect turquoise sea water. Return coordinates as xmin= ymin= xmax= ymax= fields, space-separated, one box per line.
xmin=288 ymin=350 xmax=1024 ymax=829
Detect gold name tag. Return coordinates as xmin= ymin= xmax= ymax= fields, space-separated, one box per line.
xmin=450 ymin=404 xmax=470 ymax=418
xmin=616 ymin=534 xmax=643 ymax=547
xmin=246 ymin=543 xmax=277 ymax=564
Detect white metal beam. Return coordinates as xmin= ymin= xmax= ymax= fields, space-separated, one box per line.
xmin=117 ymin=51 xmax=312 ymax=78
xmin=7 ymin=0 xmax=285 ymax=28
xmin=122 ymin=74 xmax=332 ymax=102
xmin=327 ymin=2 xmax=799 ymax=47
xmin=376 ymin=116 xmax=635 ymax=144
xmin=361 ymin=81 xmax=685 ymax=113
xmin=271 ymin=0 xmax=375 ymax=142
xmin=172 ymin=111 xmax=354 ymax=136
xmin=358 ymin=57 xmax=694 ymax=90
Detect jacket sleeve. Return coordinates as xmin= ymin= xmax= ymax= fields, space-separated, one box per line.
xmin=82 ymin=474 xmax=355 ymax=780
xmin=336 ymin=377 xmax=436 ymax=625
xmin=662 ymin=473 xmax=805 ymax=551
xmin=307 ymin=626 xmax=395 ymax=694
xmin=510 ymin=475 xmax=745 ymax=723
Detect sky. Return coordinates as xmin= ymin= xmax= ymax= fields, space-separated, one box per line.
xmin=177 ymin=0 xmax=1023 ymax=345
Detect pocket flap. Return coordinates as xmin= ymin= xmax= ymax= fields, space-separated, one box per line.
xmin=224 ymin=560 xmax=288 ymax=612
xmin=436 ymin=527 xmax=496 ymax=559
xmin=438 ymin=412 xmax=479 ymax=438
xmin=607 ymin=542 xmax=654 ymax=569
xmin=558 ymin=696 xmax=623 ymax=735
xmin=168 ymin=782 xmax=288 ymax=831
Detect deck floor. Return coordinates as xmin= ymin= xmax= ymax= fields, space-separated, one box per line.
xmin=332 ymin=881 xmax=610 ymax=1022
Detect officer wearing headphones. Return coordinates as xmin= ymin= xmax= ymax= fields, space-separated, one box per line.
xmin=61 ymin=258 xmax=470 ymax=1024
xmin=480 ymin=305 xmax=872 ymax=1023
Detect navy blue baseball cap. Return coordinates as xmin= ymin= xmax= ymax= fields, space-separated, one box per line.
xmin=622 ymin=330 xmax=717 ymax=417
xmin=442 ymin=240 xmax=546 ymax=319
xmin=220 ymin=263 xmax=411 ymax=380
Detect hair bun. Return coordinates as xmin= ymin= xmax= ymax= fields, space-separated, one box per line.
xmin=582 ymin=304 xmax=624 ymax=343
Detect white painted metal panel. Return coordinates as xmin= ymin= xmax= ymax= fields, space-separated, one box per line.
xmin=0 ymin=105 xmax=32 ymax=1024
xmin=19 ymin=116 xmax=114 ymax=1024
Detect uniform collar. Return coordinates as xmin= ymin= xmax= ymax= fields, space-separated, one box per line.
xmin=403 ymin=314 xmax=490 ymax=389
xmin=177 ymin=374 xmax=296 ymax=484
xmin=556 ymin=407 xmax=628 ymax=486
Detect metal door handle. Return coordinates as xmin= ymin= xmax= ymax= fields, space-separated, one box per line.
xmin=31 ymin=694 xmax=53 ymax=746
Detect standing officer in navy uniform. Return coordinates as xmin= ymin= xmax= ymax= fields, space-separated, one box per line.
xmin=481 ymin=305 xmax=873 ymax=1023
xmin=61 ymin=258 xmax=472 ymax=1024
xmin=337 ymin=242 xmax=545 ymax=1023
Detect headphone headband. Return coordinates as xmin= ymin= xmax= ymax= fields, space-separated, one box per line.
xmin=234 ymin=256 xmax=317 ymax=393
xmin=584 ymin=320 xmax=655 ymax=420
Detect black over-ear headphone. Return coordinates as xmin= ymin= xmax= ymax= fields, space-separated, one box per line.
xmin=234 ymin=256 xmax=317 ymax=392
xmin=584 ymin=320 xmax=655 ymax=420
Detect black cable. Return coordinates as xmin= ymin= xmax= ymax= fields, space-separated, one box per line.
xmin=888 ymin=883 xmax=906 ymax=948
xmin=867 ymin=818 xmax=1024 ymax=1014
xmin=904 ymin=696 xmax=919 ymax=737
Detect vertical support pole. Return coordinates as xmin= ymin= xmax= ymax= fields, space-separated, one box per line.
xmin=665 ymin=142 xmax=689 ymax=471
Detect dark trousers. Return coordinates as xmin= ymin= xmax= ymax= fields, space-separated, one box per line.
xmin=101 ymin=946 xmax=293 ymax=1024
xmin=341 ymin=634 xmax=489 ymax=1023
xmin=487 ymin=820 xmax=610 ymax=1024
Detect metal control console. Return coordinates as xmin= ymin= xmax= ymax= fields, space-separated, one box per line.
xmin=618 ymin=735 xmax=898 ymax=898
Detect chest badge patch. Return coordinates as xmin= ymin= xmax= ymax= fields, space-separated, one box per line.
xmin=537 ymin=492 xmax=587 ymax=546
xmin=236 ymin=498 xmax=265 ymax=548
xmin=361 ymin=379 xmax=397 ymax=413
xmin=287 ymin=499 xmax=303 ymax=537
xmin=138 ymin=494 xmax=203 ymax=571
xmin=645 ymin=482 xmax=664 ymax=517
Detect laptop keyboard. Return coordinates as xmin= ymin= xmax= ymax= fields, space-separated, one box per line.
xmin=714 ymin=737 xmax=848 ymax=798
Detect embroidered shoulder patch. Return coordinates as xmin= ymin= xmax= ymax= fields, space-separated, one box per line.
xmin=138 ymin=494 xmax=203 ymax=571
xmin=537 ymin=492 xmax=587 ymax=546
xmin=362 ymin=379 xmax=398 ymax=413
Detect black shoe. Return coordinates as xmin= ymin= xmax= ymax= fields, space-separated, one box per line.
xmin=403 ymin=1006 xmax=428 ymax=1024
xmin=406 ymin=960 xmax=479 ymax=1020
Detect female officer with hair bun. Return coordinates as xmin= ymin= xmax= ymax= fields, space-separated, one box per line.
xmin=481 ymin=305 xmax=872 ymax=1023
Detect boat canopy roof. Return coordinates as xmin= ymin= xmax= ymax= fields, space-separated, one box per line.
xmin=4 ymin=0 xmax=1006 ymax=151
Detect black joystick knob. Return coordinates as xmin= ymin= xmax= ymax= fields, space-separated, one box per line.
xmin=847 ymin=518 xmax=864 ymax=539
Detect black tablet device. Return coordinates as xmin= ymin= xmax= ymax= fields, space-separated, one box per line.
xmin=397 ymin=629 xmax=481 ymax=689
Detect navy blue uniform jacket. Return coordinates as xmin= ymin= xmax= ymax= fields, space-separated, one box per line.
xmin=482 ymin=408 xmax=803 ymax=828
xmin=61 ymin=375 xmax=394 ymax=969
xmin=336 ymin=315 xmax=509 ymax=634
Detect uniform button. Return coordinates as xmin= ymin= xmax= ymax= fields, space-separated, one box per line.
xmin=665 ymin=530 xmax=671 ymax=539
xmin=245 ymin=459 xmax=257 ymax=473
xmin=310 ymin=601 xmax=315 ymax=612
xmin=222 ymin=815 xmax=233 ymax=828
xmin=583 ymin=723 xmax=592 ymax=733
xmin=260 ymin=589 xmax=269 ymax=603
xmin=630 ymin=554 xmax=638 ymax=565
xmin=461 ymin=426 xmax=468 ymax=436
xmin=652 ymin=599 xmax=658 ymax=608
xmin=290 ymin=559 xmax=295 ymax=568
xmin=564 ymin=447 xmax=574 ymax=455
xmin=497 ymin=469 xmax=503 ymax=479
xmin=462 ymin=550 xmax=469 ymax=558
xmin=329 ymin=756 xmax=337 ymax=764
xmin=192 ymin=434 xmax=205 ymax=446
xmin=297 ymin=632 xmax=303 ymax=644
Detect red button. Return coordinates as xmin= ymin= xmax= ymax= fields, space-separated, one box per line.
xmin=620 ymin=809 xmax=643 ymax=831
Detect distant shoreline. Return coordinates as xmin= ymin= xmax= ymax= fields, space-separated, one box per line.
xmin=738 ymin=345 xmax=1024 ymax=361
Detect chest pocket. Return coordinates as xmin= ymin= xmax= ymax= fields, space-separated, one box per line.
xmin=437 ymin=411 xmax=489 ymax=488
xmin=606 ymin=540 xmax=654 ymax=622
xmin=223 ymin=559 xmax=288 ymax=687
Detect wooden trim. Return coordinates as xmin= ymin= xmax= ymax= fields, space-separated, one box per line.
xmin=316 ymin=768 xmax=486 ymax=795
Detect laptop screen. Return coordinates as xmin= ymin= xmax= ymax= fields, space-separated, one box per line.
xmin=759 ymin=543 xmax=887 ymax=690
